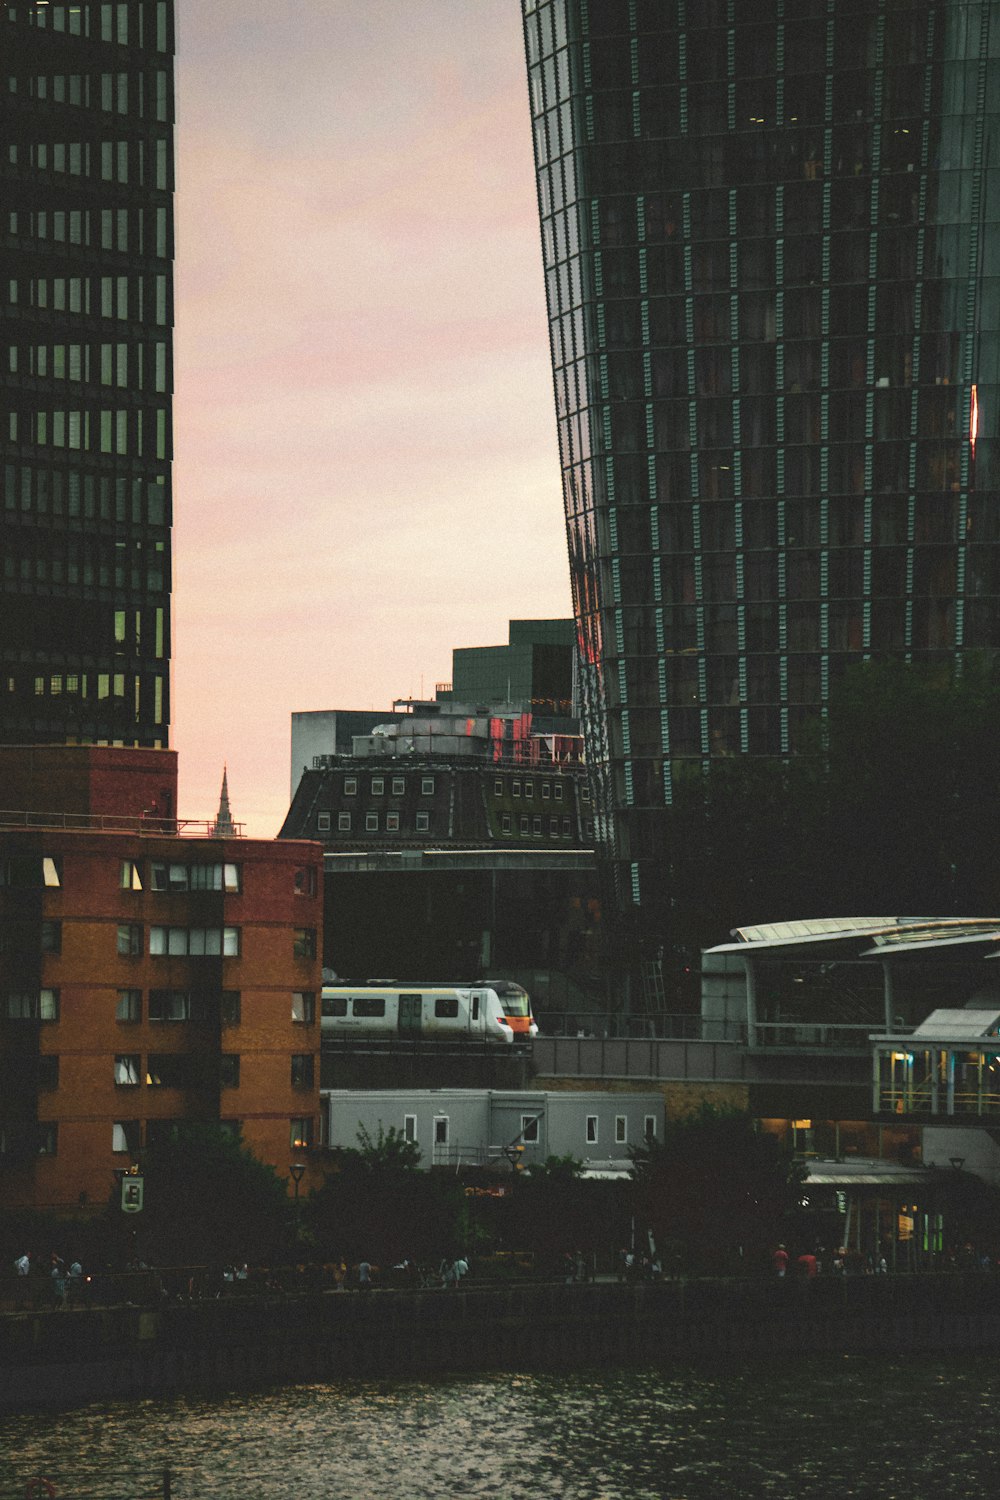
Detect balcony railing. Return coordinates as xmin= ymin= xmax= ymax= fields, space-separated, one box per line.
xmin=0 ymin=810 xmax=243 ymax=837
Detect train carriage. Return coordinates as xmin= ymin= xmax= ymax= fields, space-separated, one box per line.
xmin=320 ymin=981 xmax=537 ymax=1046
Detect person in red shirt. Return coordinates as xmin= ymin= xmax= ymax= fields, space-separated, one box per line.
xmin=772 ymin=1244 xmax=789 ymax=1278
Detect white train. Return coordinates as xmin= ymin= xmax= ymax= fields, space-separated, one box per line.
xmin=320 ymin=981 xmax=538 ymax=1046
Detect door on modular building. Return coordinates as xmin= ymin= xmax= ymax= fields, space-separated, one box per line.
xmin=398 ymin=991 xmax=422 ymax=1040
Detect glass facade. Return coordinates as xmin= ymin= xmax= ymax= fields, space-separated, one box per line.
xmin=0 ymin=1 xmax=174 ymax=747
xmin=523 ymin=0 xmax=1000 ymax=916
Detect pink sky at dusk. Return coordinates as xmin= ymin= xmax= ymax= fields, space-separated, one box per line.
xmin=171 ymin=1 xmax=571 ymax=836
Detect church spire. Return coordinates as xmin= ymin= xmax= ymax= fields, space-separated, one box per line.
xmin=211 ymin=764 xmax=236 ymax=838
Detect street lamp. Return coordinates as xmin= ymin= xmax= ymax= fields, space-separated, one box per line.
xmin=290 ymin=1162 xmax=306 ymax=1201
xmin=950 ymin=1156 xmax=965 ymax=1172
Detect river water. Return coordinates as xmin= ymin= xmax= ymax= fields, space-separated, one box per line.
xmin=2 ymin=1356 xmax=997 ymax=1500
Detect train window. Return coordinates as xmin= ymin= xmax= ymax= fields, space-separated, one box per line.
xmin=353 ymin=996 xmax=386 ymax=1018
xmin=322 ymin=995 xmax=348 ymax=1017
xmin=435 ymin=997 xmax=459 ymax=1018
xmin=472 ymin=996 xmax=480 ymax=1020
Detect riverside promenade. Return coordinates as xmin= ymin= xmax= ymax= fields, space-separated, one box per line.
xmin=3 ymin=1274 xmax=1000 ymax=1412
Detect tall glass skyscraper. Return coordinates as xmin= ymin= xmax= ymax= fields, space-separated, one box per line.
xmin=1 ymin=1 xmax=174 ymax=748
xmin=523 ymin=0 xmax=1000 ymax=922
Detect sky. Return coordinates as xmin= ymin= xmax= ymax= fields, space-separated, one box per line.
xmin=171 ymin=0 xmax=571 ymax=837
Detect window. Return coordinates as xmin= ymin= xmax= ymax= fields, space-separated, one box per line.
xmin=386 ymin=813 xmax=400 ymax=832
xmin=41 ymin=921 xmax=61 ymax=954
xmin=2 ymin=855 xmax=61 ymax=887
xmin=365 ymin=813 xmax=379 ymax=832
xmin=525 ymin=781 xmax=534 ymax=799
xmin=316 ymin=812 xmax=331 ymax=832
xmin=290 ymin=1117 xmax=313 ymax=1149
xmin=404 ymin=1114 xmax=417 ymax=1143
xmin=150 ymin=863 xmax=240 ymax=893
xmin=542 ymin=783 xmax=551 ymax=799
xmin=322 ymin=994 xmax=348 ymax=1017
xmin=562 ymin=817 xmax=571 ymax=837
xmin=433 ymin=1116 xmax=449 ymax=1145
xmin=112 ymin=1120 xmax=140 ymax=1154
xmin=115 ymin=1055 xmax=141 ymax=1086
xmin=220 ymin=1054 xmax=240 ymax=1088
xmin=292 ymin=992 xmax=315 ymax=1023
xmin=500 ymin=813 xmax=512 ymax=835
xmin=532 ymin=817 xmax=542 ymax=835
xmin=116 ymin=989 xmax=141 ymax=1022
xmin=291 ymin=1054 xmax=314 ymax=1089
xmin=344 ymin=777 xmax=357 ymax=796
xmin=117 ymin=923 xmax=141 ymax=957
xmin=37 ymin=1055 xmax=59 ymax=1090
xmin=421 ymin=777 xmax=435 ymax=796
xmin=494 ymin=778 xmax=503 ymax=796
xmin=554 ymin=783 xmax=564 ymax=801
xmin=371 ymin=777 xmax=384 ymax=795
xmin=581 ymin=785 xmax=591 ymax=802
xmin=149 ymin=989 xmax=196 ymax=1022
xmin=519 ymin=815 xmax=529 ymax=834
xmin=392 ymin=777 xmax=405 ymax=795
xmin=294 ymin=867 xmax=316 ymax=896
xmin=513 ymin=780 xmax=521 ymax=798
xmin=434 ymin=996 xmax=459 ymax=1018
xmin=644 ymin=1115 xmax=657 ymax=1142
xmin=415 ymin=813 xmax=429 ymax=833
xmin=221 ymin=991 xmax=241 ymax=1026
xmin=521 ymin=1114 xmax=540 ymax=1143
xmin=353 ymin=996 xmax=385 ymax=1018
xmin=150 ymin=927 xmax=240 ymax=956
xmin=146 ymin=1055 xmax=191 ymax=1088
xmin=338 ymin=812 xmax=352 ymax=831
xmin=37 ymin=1123 xmax=58 ymax=1156
xmin=615 ymin=1115 xmax=627 ymax=1145
xmin=293 ymin=928 xmax=316 ymax=959
xmin=120 ymin=859 xmax=142 ymax=890
xmin=549 ymin=818 xmax=559 ymax=836
xmin=3 ymin=990 xmax=59 ymax=1020
xmin=586 ymin=1116 xmax=598 ymax=1145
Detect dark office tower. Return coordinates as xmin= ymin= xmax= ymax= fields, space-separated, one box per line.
xmin=1 ymin=1 xmax=174 ymax=749
xmin=523 ymin=0 xmax=1000 ymax=924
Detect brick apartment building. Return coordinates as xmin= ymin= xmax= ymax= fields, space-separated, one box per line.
xmin=0 ymin=747 xmax=323 ymax=1213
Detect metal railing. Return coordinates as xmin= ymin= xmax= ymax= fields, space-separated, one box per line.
xmin=535 ymin=1014 xmax=909 ymax=1048
xmin=0 ymin=810 xmax=243 ymax=837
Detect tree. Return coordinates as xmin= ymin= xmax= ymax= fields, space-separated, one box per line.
xmin=124 ymin=1124 xmax=290 ymax=1267
xmin=308 ymin=1126 xmax=466 ymax=1266
xmin=629 ymin=1106 xmax=806 ymax=1276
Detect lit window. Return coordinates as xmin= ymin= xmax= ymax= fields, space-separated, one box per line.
xmin=294 ymin=867 xmax=316 ymax=896
xmin=113 ymin=1121 xmax=140 ymax=1154
xmin=290 ymin=1117 xmax=313 ymax=1149
xmin=292 ymin=992 xmax=315 ymax=1023
xmin=120 ymin=860 xmax=142 ymax=890
xmin=293 ymin=928 xmax=316 ymax=958
xmin=115 ymin=1055 xmax=141 ymax=1086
